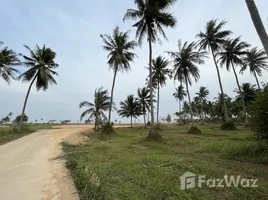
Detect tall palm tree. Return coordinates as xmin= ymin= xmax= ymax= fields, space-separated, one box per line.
xmin=241 ymin=47 xmax=268 ymax=90
xmin=124 ymin=0 xmax=177 ymax=137
xmin=235 ymin=83 xmax=258 ymax=106
xmin=217 ymin=37 xmax=250 ymax=122
xmin=118 ymin=95 xmax=142 ymax=128
xmin=245 ymin=0 xmax=268 ymax=56
xmin=197 ymin=19 xmax=232 ymax=122
xmin=195 ymin=86 xmax=210 ymax=121
xmin=137 ymin=87 xmax=151 ymax=125
xmin=101 ymin=26 xmax=137 ymax=124
xmin=79 ymin=87 xmax=112 ymax=130
xmin=0 ymin=42 xmax=20 ymax=83
xmin=152 ymin=56 xmax=171 ymax=122
xmin=18 ymin=45 xmax=59 ymax=128
xmin=173 ymin=85 xmax=186 ymax=113
xmin=167 ymin=41 xmax=207 ymax=125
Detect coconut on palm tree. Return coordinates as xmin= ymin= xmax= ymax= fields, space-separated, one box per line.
xmin=101 ymin=26 xmax=137 ymax=125
xmin=137 ymin=87 xmax=152 ymax=126
xmin=79 ymin=87 xmax=112 ymax=130
xmin=195 ymin=86 xmax=210 ymax=121
xmin=167 ymin=40 xmax=207 ymax=126
xmin=241 ymin=47 xmax=268 ymax=90
xmin=197 ymin=19 xmax=232 ymax=122
xmin=173 ymin=85 xmax=186 ymax=113
xmin=245 ymin=0 xmax=268 ymax=56
xmin=0 ymin=42 xmax=20 ymax=83
xmin=217 ymin=37 xmax=250 ymax=122
xmin=152 ymin=56 xmax=171 ymax=122
xmin=124 ymin=0 xmax=177 ymax=138
xmin=118 ymin=95 xmax=143 ymax=128
xmin=18 ymin=45 xmax=59 ymax=128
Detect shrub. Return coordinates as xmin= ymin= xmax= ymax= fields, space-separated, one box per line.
xmin=100 ymin=122 xmax=115 ymax=134
xmin=248 ymin=89 xmax=268 ymax=139
xmin=188 ymin=126 xmax=202 ymax=134
xmin=154 ymin=123 xmax=164 ymax=131
xmin=221 ymin=122 xmax=237 ymax=130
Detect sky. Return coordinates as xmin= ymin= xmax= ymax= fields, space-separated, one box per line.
xmin=1 ymin=0 xmax=268 ymax=123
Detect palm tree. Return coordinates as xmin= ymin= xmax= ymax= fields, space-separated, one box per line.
xmin=118 ymin=95 xmax=142 ymax=128
xmin=235 ymin=83 xmax=258 ymax=106
xmin=197 ymin=19 xmax=232 ymax=122
xmin=124 ymin=0 xmax=177 ymax=137
xmin=137 ymin=87 xmax=151 ymax=125
xmin=195 ymin=86 xmax=210 ymax=121
xmin=167 ymin=41 xmax=207 ymax=125
xmin=79 ymin=87 xmax=112 ymax=130
xmin=18 ymin=45 xmax=59 ymax=128
xmin=0 ymin=42 xmax=20 ymax=83
xmin=217 ymin=37 xmax=250 ymax=122
xmin=173 ymin=85 xmax=187 ymax=113
xmin=245 ymin=0 xmax=268 ymax=56
xmin=152 ymin=56 xmax=171 ymax=122
xmin=100 ymin=26 xmax=137 ymax=124
xmin=241 ymin=47 xmax=268 ymax=90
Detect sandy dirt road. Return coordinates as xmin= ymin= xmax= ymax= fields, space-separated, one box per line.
xmin=0 ymin=126 xmax=93 ymax=200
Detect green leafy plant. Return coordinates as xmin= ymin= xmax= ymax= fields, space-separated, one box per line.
xmin=100 ymin=122 xmax=115 ymax=135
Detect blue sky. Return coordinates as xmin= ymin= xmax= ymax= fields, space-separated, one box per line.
xmin=1 ymin=0 xmax=268 ymax=123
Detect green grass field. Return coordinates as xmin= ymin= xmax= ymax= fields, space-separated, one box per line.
xmin=0 ymin=124 xmax=53 ymax=145
xmin=63 ymin=124 xmax=268 ymax=200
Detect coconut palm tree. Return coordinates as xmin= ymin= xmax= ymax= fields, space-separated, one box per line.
xmin=173 ymin=85 xmax=187 ymax=113
xmin=79 ymin=87 xmax=112 ymax=130
xmin=152 ymin=56 xmax=171 ymax=122
xmin=195 ymin=86 xmax=210 ymax=121
xmin=245 ymin=0 xmax=268 ymax=56
xmin=0 ymin=42 xmax=20 ymax=83
xmin=118 ymin=95 xmax=143 ymax=128
xmin=241 ymin=47 xmax=268 ymax=90
xmin=197 ymin=19 xmax=232 ymax=122
xmin=124 ymin=0 xmax=177 ymax=137
xmin=137 ymin=87 xmax=151 ymax=125
xmin=217 ymin=37 xmax=250 ymax=122
xmin=101 ymin=26 xmax=137 ymax=124
xmin=235 ymin=83 xmax=258 ymax=106
xmin=167 ymin=41 xmax=207 ymax=125
xmin=18 ymin=45 xmax=59 ymax=128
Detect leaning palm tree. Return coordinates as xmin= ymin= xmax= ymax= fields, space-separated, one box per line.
xmin=152 ymin=56 xmax=171 ymax=122
xmin=167 ymin=41 xmax=207 ymax=126
xmin=197 ymin=19 xmax=232 ymax=122
xmin=173 ymin=85 xmax=187 ymax=113
xmin=101 ymin=26 xmax=137 ymax=124
xmin=217 ymin=37 xmax=250 ymax=122
xmin=79 ymin=87 xmax=112 ymax=130
xmin=137 ymin=87 xmax=151 ymax=125
xmin=124 ymin=0 xmax=177 ymax=138
xmin=0 ymin=42 xmax=20 ymax=83
xmin=18 ymin=45 xmax=59 ymax=128
xmin=235 ymin=83 xmax=258 ymax=106
xmin=241 ymin=47 xmax=268 ymax=90
xmin=195 ymin=86 xmax=210 ymax=121
xmin=118 ymin=95 xmax=143 ymax=128
xmin=245 ymin=0 xmax=268 ymax=56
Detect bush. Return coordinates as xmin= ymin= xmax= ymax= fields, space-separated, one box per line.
xmin=188 ymin=126 xmax=202 ymax=134
xmin=146 ymin=121 xmax=151 ymax=126
xmin=248 ymin=90 xmax=268 ymax=139
xmin=221 ymin=122 xmax=237 ymax=130
xmin=100 ymin=122 xmax=115 ymax=134
xmin=154 ymin=123 xmax=164 ymax=131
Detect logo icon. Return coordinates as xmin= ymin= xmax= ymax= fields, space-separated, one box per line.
xmin=179 ymin=171 xmax=196 ymax=190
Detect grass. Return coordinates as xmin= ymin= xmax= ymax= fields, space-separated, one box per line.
xmin=0 ymin=124 xmax=53 ymax=145
xmin=63 ymin=124 xmax=268 ymax=200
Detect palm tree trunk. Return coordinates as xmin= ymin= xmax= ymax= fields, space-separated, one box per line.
xmin=19 ymin=75 xmax=37 ymax=128
xmin=231 ymin=62 xmax=247 ymax=123
xmin=94 ymin=115 xmax=98 ymax=130
xmin=185 ymin=79 xmax=194 ymax=126
xmin=148 ymin=34 xmax=155 ymax=136
xmin=246 ymin=0 xmax=268 ymax=56
xmin=144 ymin=112 xmax=146 ymax=126
xmin=157 ymin=82 xmax=160 ymax=123
xmin=211 ymin=47 xmax=228 ymax=122
xmin=253 ymin=71 xmax=261 ymax=90
xmin=179 ymin=100 xmax=181 ymax=113
xmin=147 ymin=110 xmax=150 ymax=123
xmin=201 ymin=100 xmax=204 ymax=122
xmin=108 ymin=69 xmax=117 ymax=124
xmin=131 ymin=116 xmax=133 ymax=128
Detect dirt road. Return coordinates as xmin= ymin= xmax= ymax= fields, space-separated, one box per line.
xmin=0 ymin=126 xmax=92 ymax=200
